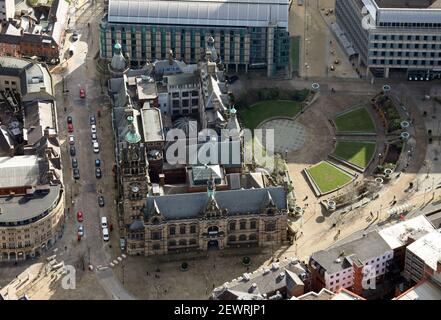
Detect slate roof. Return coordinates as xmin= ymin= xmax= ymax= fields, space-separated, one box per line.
xmin=144 ymin=186 xmax=286 ymax=220
xmin=0 ymin=155 xmax=41 ymax=188
xmin=212 ymin=258 xmax=307 ymax=300
xmin=310 ymin=231 xmax=392 ymax=275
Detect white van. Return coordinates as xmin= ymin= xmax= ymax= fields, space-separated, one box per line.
xmin=101 ymin=216 xmax=108 ymax=229
xmin=102 ymin=227 xmax=109 ymax=242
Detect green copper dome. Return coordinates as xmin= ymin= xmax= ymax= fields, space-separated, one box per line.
xmin=125 ymin=116 xmax=141 ymax=144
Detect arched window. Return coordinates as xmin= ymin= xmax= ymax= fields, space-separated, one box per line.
xmin=179 ymin=239 xmax=187 ymax=246
xmin=265 ymin=222 xmax=276 ymax=232
xmin=208 ymin=226 xmax=219 ymax=233
xmin=229 ymin=222 xmax=236 ymax=231
xmin=239 ymin=234 xmax=247 ymax=241
xmin=249 ymin=234 xmax=258 ymax=241
xmin=239 ymin=220 xmax=247 ymax=230
xmin=189 ymin=239 xmax=197 ymax=245
xmin=250 ymin=220 xmax=258 ymax=230
xmin=168 ymin=240 xmax=176 ymax=247
xmin=228 ymin=235 xmax=236 ymax=243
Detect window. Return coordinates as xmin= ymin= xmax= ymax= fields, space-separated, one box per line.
xmin=229 ymin=222 xmax=236 ymax=231
xmin=249 ymin=234 xmax=257 ymax=241
xmin=239 ymin=234 xmax=247 ymax=241
xmin=250 ymin=220 xmax=257 ymax=229
xmin=169 ymin=226 xmax=176 ymax=236
xmin=179 ymin=239 xmax=187 ymax=246
xmin=190 ymin=225 xmax=196 ymax=234
xmin=240 ymin=221 xmax=246 ymax=230
xmin=151 ymin=231 xmax=161 ymax=240
xmin=265 ymin=222 xmax=276 ymax=232
xmin=168 ymin=240 xmax=176 ymax=247
xmin=228 ymin=235 xmax=236 ymax=243
xmin=330 ymin=281 xmax=334 ymax=285
xmin=153 ymin=244 xmax=160 ymax=250
xmin=180 ymin=225 xmax=186 ymax=234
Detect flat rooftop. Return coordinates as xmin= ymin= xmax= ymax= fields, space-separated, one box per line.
xmin=374 ymin=0 xmax=441 ymax=8
xmin=395 ymin=279 xmax=441 ymax=300
xmin=407 ymin=230 xmax=441 ymax=272
xmin=140 ymin=106 xmax=164 ymax=143
xmin=0 ymin=184 xmax=61 ymax=224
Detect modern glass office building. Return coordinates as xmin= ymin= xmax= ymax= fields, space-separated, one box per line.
xmin=99 ymin=0 xmax=290 ymax=77
xmin=335 ymin=0 xmax=441 ymax=79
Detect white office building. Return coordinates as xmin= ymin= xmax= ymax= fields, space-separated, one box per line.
xmin=335 ymin=0 xmax=441 ymax=80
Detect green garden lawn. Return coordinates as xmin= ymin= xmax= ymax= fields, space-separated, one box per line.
xmin=334 ymin=107 xmax=376 ymax=133
xmin=239 ymin=100 xmax=301 ymax=131
xmin=333 ymin=141 xmax=376 ymax=169
xmin=306 ymin=161 xmax=353 ymax=194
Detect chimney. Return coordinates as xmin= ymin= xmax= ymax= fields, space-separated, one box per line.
xmin=159 ymin=173 xmax=165 ymax=187
xmin=351 ymin=259 xmax=364 ymax=297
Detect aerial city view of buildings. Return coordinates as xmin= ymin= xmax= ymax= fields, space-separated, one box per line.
xmin=0 ymin=0 xmax=441 ymax=302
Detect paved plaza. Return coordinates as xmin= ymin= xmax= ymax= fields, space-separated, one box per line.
xmin=259 ymin=119 xmax=307 ymax=153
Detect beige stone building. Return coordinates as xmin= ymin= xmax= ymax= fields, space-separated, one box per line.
xmin=126 ymin=183 xmax=288 ymax=256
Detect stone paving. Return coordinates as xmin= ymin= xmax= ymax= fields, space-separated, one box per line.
xmin=259 ymin=119 xmax=306 ymax=153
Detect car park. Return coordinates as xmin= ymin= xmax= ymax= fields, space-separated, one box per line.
xmin=73 ymin=168 xmax=80 ymax=180
xmin=98 ymin=195 xmax=105 ymax=207
xmin=70 ymin=146 xmax=76 ymax=156
xmin=95 ymin=167 xmax=102 ymax=178
xmin=71 ymin=158 xmax=78 ymax=168
xmin=68 ymin=135 xmax=75 ymax=145
xmin=77 ymin=211 xmax=84 ymax=222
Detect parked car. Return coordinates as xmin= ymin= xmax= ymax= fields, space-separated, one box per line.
xmin=91 ymin=124 xmax=97 ymax=134
xmin=95 ymin=167 xmax=102 ymax=178
xmin=79 ymin=88 xmax=86 ymax=99
xmin=70 ymin=145 xmax=76 ymax=156
xmin=73 ymin=168 xmax=80 ymax=180
xmin=227 ymin=75 xmax=239 ymax=84
xmin=98 ymin=195 xmax=105 ymax=207
xmin=71 ymin=158 xmax=78 ymax=168
xmin=77 ymin=226 xmax=84 ymax=237
xmin=102 ymin=227 xmax=109 ymax=242
xmin=90 ymin=116 xmax=96 ymax=125
xmin=77 ymin=211 xmax=84 ymax=222
xmin=67 ymin=116 xmax=73 ymax=124
xmin=68 ymin=135 xmax=75 ymax=145
xmin=101 ymin=217 xmax=108 ymax=229
xmin=95 ymin=159 xmax=101 ymax=167
xmin=67 ymin=123 xmax=74 ymax=133
xmin=72 ymin=32 xmax=79 ymax=41
xmin=93 ymin=141 xmax=99 ymax=153
xmin=91 ymin=132 xmax=98 ymax=143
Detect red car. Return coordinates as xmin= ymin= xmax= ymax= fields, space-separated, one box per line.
xmin=68 ymin=123 xmax=74 ymax=133
xmin=77 ymin=211 xmax=84 ymax=222
xmin=79 ymin=88 xmax=86 ymax=98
